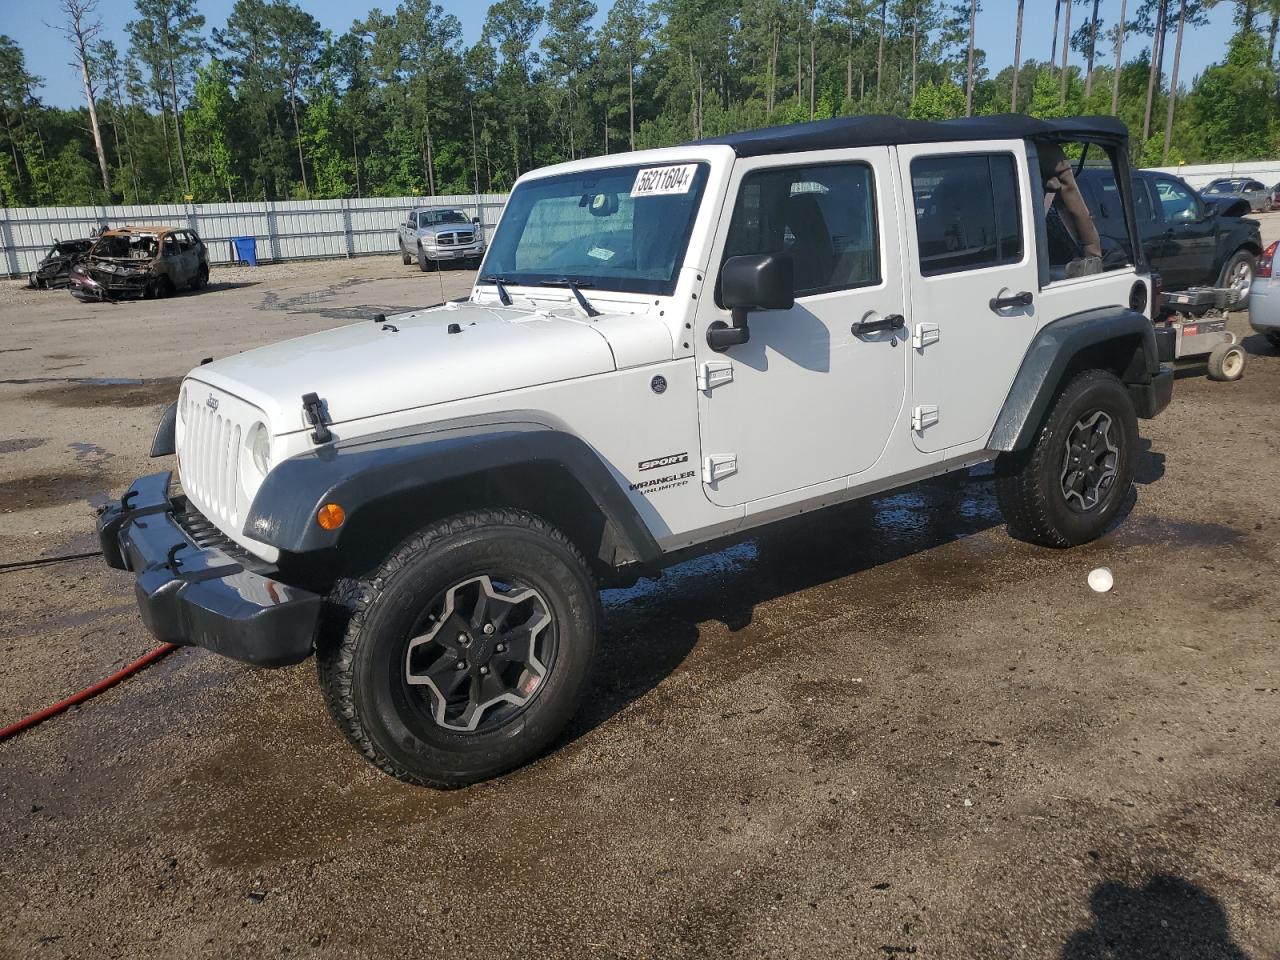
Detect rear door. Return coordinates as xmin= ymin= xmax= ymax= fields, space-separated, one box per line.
xmin=897 ymin=141 xmax=1040 ymax=454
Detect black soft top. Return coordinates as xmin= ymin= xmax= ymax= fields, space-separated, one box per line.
xmin=696 ymin=113 xmax=1129 ymax=158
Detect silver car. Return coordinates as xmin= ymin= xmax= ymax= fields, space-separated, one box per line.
xmin=1248 ymin=241 xmax=1280 ymax=350
xmin=397 ymin=207 xmax=486 ymax=271
xmin=1201 ymin=177 xmax=1273 ymax=213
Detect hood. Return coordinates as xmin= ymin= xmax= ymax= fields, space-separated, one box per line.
xmin=189 ymin=300 xmax=670 ymax=435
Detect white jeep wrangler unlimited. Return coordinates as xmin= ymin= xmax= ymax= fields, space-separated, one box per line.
xmin=99 ymin=115 xmax=1173 ymax=787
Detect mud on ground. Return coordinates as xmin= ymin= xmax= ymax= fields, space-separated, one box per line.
xmin=0 ymin=254 xmax=1278 ymax=959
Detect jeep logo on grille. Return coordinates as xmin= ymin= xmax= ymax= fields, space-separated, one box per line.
xmin=205 ymin=394 xmax=219 ymax=411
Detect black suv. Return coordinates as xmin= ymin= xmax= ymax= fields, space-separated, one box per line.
xmin=1077 ymin=168 xmax=1262 ymax=307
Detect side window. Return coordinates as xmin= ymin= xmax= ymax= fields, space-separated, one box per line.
xmin=722 ymin=162 xmax=880 ymax=298
xmin=162 ymin=235 xmax=178 ymax=257
xmin=1154 ymin=178 xmax=1200 ymax=222
xmin=1132 ymin=178 xmax=1157 ymax=224
xmin=911 ymin=153 xmax=1022 ymax=275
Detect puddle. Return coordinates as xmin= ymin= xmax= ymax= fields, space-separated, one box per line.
xmin=20 ymin=377 xmax=179 ymax=408
xmin=0 ymin=438 xmax=46 ymax=455
xmin=0 ymin=472 xmax=112 ymax=511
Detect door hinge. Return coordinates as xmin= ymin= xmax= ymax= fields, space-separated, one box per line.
xmin=913 ymin=323 xmax=941 ymax=350
xmin=697 ymin=360 xmax=734 ymax=391
xmin=912 ymin=405 xmax=940 ymax=432
xmin=702 ymin=454 xmax=738 ymax=484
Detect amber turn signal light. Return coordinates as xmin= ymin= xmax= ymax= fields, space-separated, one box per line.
xmin=316 ymin=503 xmax=346 ymax=530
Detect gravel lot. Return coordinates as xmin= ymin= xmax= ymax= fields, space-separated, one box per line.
xmin=1 ymin=239 xmax=1278 ymax=960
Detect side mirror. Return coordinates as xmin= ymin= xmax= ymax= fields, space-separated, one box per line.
xmin=472 ymin=216 xmax=481 ymax=225
xmin=708 ymin=253 xmax=795 ymax=351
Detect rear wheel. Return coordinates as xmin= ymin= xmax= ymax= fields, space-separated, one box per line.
xmin=401 ymin=246 xmax=413 ymax=266
xmin=317 ymin=509 xmax=599 ymax=788
xmin=996 ymin=370 xmax=1138 ymax=548
xmin=1267 ymin=331 xmax=1280 ymax=351
xmin=191 ymin=265 xmax=208 ymax=291
xmin=1206 ymin=341 xmax=1246 ymax=381
xmin=1219 ymin=250 xmax=1255 ymax=311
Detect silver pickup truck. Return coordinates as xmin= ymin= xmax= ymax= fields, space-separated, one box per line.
xmin=397 ymin=207 xmax=486 ymax=271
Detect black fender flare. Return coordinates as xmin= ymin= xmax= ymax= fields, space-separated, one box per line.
xmin=243 ymin=414 xmax=662 ymax=566
xmin=988 ymin=306 xmax=1161 ymax=453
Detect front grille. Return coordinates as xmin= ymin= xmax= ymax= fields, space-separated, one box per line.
xmin=178 ymin=385 xmax=261 ymax=537
xmin=436 ymin=231 xmax=475 ymax=246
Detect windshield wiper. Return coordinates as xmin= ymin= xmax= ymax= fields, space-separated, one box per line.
xmin=478 ymin=275 xmax=513 ymax=306
xmin=538 ymin=279 xmax=600 ymax=317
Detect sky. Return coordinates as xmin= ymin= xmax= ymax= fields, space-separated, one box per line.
xmin=3 ymin=0 xmax=1242 ymax=110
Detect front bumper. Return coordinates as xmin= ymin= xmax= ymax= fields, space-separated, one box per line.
xmin=98 ymin=472 xmax=320 ymax=667
xmin=422 ymin=243 xmax=485 ymax=261
xmin=1129 ymin=364 xmax=1175 ymax=419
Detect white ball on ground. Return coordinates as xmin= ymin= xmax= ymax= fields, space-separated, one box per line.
xmin=1088 ymin=567 xmax=1114 ymax=593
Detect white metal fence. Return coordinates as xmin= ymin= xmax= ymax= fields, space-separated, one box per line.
xmin=0 ymin=193 xmax=511 ymax=278
xmin=1145 ymin=161 xmax=1280 ymax=189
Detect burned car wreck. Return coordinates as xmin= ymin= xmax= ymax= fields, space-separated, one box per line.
xmin=28 ymin=239 xmax=94 ymax=289
xmin=69 ymin=226 xmax=210 ymax=301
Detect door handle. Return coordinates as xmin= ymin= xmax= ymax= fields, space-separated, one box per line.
xmin=989 ymin=291 xmax=1033 ymax=311
xmin=852 ymin=314 xmax=905 ymax=336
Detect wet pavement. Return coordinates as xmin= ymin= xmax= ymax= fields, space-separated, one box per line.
xmin=0 ymin=256 xmax=1278 ymax=958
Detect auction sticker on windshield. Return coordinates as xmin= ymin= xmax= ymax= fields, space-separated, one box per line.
xmin=631 ymin=164 xmax=697 ymax=197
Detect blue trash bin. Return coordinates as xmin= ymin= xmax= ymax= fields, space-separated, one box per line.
xmin=231 ymin=236 xmax=258 ymax=266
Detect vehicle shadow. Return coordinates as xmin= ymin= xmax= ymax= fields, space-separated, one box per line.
xmin=562 ymin=465 xmax=1007 ymax=742
xmin=1240 ymin=331 xmax=1278 ymax=356
xmin=201 ymin=281 xmax=262 ymax=293
xmin=561 ymin=439 xmax=1170 ymax=748
xmin=1061 ymin=875 xmax=1252 ymax=959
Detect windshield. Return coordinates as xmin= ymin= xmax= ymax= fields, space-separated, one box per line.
xmin=421 ymin=210 xmax=468 ymax=225
xmin=92 ymin=233 xmax=158 ymax=259
xmin=1205 ymin=181 xmax=1242 ymax=194
xmin=481 ymin=162 xmax=710 ymax=295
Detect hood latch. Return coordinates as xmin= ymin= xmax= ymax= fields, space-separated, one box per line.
xmin=302 ymin=392 xmax=332 ymax=444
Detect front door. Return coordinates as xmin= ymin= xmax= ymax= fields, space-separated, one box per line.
xmin=897 ymin=142 xmax=1042 ymax=454
xmin=1151 ymin=176 xmax=1216 ymax=288
xmin=694 ymin=148 xmax=908 ymax=507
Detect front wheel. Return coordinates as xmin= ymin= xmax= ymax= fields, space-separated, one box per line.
xmin=995 ymin=369 xmax=1138 ymax=548
xmin=1266 ymin=331 xmax=1280 ymax=351
xmin=417 ymin=246 xmax=436 ymax=272
xmin=317 ymin=509 xmax=599 ymax=788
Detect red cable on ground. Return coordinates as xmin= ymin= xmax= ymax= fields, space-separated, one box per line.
xmin=0 ymin=643 xmax=180 ymax=742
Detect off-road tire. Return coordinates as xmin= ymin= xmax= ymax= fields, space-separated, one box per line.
xmin=1218 ymin=249 xmax=1256 ymax=311
xmin=316 ymin=509 xmax=599 ymax=788
xmin=995 ymin=369 xmax=1138 ymax=548
xmin=417 ymin=245 xmax=437 ymax=272
xmin=1206 ymin=341 xmax=1246 ymax=381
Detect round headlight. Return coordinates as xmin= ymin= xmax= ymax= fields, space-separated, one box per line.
xmin=248 ymin=422 xmax=271 ymax=476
